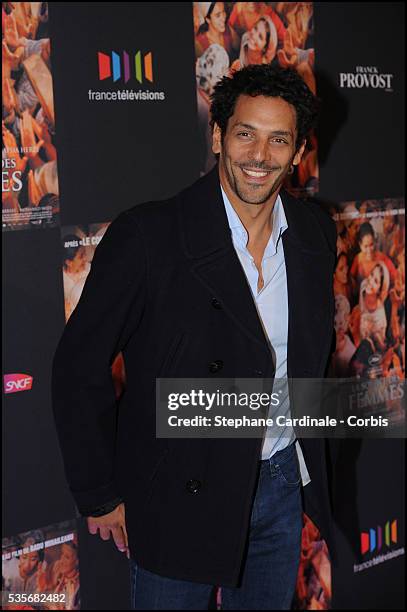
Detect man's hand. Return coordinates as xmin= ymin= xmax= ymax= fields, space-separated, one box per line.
xmin=87 ymin=502 xmax=130 ymax=559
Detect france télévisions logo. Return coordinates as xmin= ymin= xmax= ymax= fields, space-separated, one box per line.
xmin=361 ymin=519 xmax=397 ymax=555
xmin=4 ymin=373 xmax=33 ymax=394
xmin=90 ymin=49 xmax=164 ymax=101
xmin=97 ymin=50 xmax=153 ymax=83
xmin=354 ymin=518 xmax=404 ymax=573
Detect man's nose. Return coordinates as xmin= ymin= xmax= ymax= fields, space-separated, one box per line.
xmin=250 ymin=139 xmax=271 ymax=163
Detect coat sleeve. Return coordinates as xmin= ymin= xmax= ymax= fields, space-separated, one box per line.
xmin=81 ymin=495 xmax=124 ymax=518
xmin=51 ymin=210 xmax=147 ymax=514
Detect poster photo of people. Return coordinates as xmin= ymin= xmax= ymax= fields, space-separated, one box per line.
xmin=61 ymin=221 xmax=126 ymax=398
xmin=193 ymin=2 xmax=317 ymax=196
xmin=293 ymin=514 xmax=331 ymax=610
xmin=331 ymin=198 xmax=405 ymax=386
xmin=2 ymin=2 xmax=60 ymax=231
xmin=2 ymin=519 xmax=80 ymax=610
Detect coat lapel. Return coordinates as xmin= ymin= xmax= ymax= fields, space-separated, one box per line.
xmin=178 ymin=165 xmax=335 ymax=375
xmin=281 ymin=190 xmax=336 ymax=378
xmin=178 ymin=165 xmax=273 ymax=354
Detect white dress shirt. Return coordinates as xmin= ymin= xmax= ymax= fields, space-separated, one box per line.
xmin=221 ymin=186 xmax=311 ymax=486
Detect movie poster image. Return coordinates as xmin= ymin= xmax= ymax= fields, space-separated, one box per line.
xmin=293 ymin=514 xmax=331 ymax=610
xmin=61 ymin=222 xmax=126 ymax=397
xmin=2 ymin=2 xmax=60 ymax=231
xmin=331 ymin=199 xmax=405 ymax=382
xmin=2 ymin=519 xmax=80 ymax=610
xmin=328 ymin=198 xmax=406 ymax=430
xmin=193 ymin=2 xmax=317 ymax=196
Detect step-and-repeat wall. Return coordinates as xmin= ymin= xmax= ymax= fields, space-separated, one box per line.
xmin=2 ymin=2 xmax=405 ymax=610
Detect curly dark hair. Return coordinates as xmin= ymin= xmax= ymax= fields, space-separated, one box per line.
xmin=209 ymin=64 xmax=319 ymax=151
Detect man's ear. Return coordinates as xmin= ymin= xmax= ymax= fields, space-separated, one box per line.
xmin=292 ymin=139 xmax=307 ymax=166
xmin=212 ymin=123 xmax=222 ymax=155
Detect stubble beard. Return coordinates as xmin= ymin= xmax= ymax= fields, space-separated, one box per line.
xmin=221 ymin=153 xmax=292 ymax=205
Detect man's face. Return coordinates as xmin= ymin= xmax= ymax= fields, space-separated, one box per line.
xmin=213 ymin=94 xmax=305 ymax=206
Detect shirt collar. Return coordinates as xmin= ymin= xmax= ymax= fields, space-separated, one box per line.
xmin=220 ymin=184 xmax=288 ymax=256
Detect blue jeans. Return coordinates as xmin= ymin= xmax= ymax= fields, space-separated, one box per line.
xmin=129 ymin=441 xmax=303 ymax=610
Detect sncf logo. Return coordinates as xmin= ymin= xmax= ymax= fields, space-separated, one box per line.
xmin=361 ymin=519 xmax=398 ymax=555
xmin=4 ymin=373 xmax=33 ymax=394
xmin=98 ymin=51 xmax=153 ymax=83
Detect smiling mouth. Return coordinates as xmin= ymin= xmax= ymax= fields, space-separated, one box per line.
xmin=240 ymin=167 xmax=274 ymax=179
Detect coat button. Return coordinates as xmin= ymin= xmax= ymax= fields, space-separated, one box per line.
xmin=186 ymin=479 xmax=201 ymax=494
xmin=254 ymin=369 xmax=263 ymax=376
xmin=211 ymin=297 xmax=222 ymax=309
xmin=209 ymin=360 xmax=223 ymax=373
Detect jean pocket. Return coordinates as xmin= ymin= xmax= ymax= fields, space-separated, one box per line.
xmin=276 ymin=451 xmax=301 ymax=487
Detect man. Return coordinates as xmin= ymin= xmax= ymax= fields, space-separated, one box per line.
xmin=51 ymin=64 xmax=337 ymax=610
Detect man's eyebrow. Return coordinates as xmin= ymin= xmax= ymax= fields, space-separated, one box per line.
xmin=232 ymin=123 xmax=293 ymax=137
